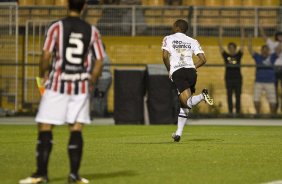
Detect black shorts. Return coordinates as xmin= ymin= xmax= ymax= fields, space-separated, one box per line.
xmin=172 ymin=68 xmax=197 ymax=94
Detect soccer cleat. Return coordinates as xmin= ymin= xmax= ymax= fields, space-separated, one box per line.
xmin=172 ymin=133 xmax=181 ymax=142
xmin=19 ymin=174 xmax=48 ymax=184
xmin=202 ymin=88 xmax=214 ymax=105
xmin=68 ymin=174 xmax=89 ymax=184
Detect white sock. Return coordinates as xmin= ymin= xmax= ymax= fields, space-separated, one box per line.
xmin=176 ymin=108 xmax=188 ymax=136
xmin=187 ymin=94 xmax=204 ymax=108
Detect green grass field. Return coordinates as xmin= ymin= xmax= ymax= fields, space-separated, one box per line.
xmin=1 ymin=124 xmax=282 ymax=184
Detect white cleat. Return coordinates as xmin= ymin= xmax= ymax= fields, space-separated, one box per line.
xmin=19 ymin=176 xmax=48 ymax=184
xmin=68 ymin=174 xmax=89 ymax=184
xmin=202 ymin=88 xmax=214 ymax=105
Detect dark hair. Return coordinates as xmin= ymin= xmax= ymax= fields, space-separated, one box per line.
xmin=174 ymin=19 xmax=188 ymax=33
xmin=275 ymin=31 xmax=282 ymax=41
xmin=261 ymin=45 xmax=269 ymax=50
xmin=68 ymin=0 xmax=86 ymax=13
xmin=228 ymin=42 xmax=237 ymax=49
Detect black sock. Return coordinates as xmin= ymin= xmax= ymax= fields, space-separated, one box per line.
xmin=36 ymin=131 xmax=53 ymax=176
xmin=68 ymin=131 xmax=83 ymax=176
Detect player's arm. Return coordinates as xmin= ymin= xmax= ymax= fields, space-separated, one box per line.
xmin=248 ymin=35 xmax=255 ymax=56
xmin=90 ymin=28 xmax=105 ymax=85
xmin=193 ymin=40 xmax=206 ymax=69
xmin=91 ymin=59 xmax=103 ymax=85
xmin=195 ymin=53 xmax=207 ymax=69
xmin=39 ymin=22 xmax=59 ymax=83
xmin=218 ymin=27 xmax=224 ymax=53
xmin=240 ymin=26 xmax=245 ymax=52
xmin=162 ymin=49 xmax=170 ymax=72
xmin=39 ymin=51 xmax=51 ymax=80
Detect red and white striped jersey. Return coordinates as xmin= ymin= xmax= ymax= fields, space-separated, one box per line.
xmin=43 ymin=16 xmax=105 ymax=95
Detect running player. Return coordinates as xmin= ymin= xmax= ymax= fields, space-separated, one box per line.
xmin=19 ymin=0 xmax=105 ymax=183
xmin=162 ymin=19 xmax=213 ymax=142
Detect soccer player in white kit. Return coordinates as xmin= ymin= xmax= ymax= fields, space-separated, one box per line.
xmin=19 ymin=0 xmax=105 ymax=183
xmin=162 ymin=19 xmax=213 ymax=142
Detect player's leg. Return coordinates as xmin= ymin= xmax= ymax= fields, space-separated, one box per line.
xmin=171 ymin=80 xmax=190 ymax=142
xmin=19 ymin=123 xmax=54 ymax=184
xmin=35 ymin=124 xmax=54 ymax=178
xmin=19 ymin=90 xmax=67 ymax=184
xmin=179 ymin=88 xmax=193 ymax=108
xmin=172 ymin=87 xmax=208 ymax=142
xmin=179 ymin=88 xmax=213 ymax=109
xmin=172 ymin=107 xmax=189 ymax=142
xmin=68 ymin=123 xmax=89 ymax=183
xmin=171 ymin=68 xmax=213 ymax=142
xmin=172 ymin=68 xmax=213 ymax=109
xmin=66 ymin=94 xmax=90 ymax=184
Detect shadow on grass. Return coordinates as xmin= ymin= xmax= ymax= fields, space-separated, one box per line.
xmin=117 ymin=139 xmax=224 ymax=145
xmin=188 ymin=138 xmax=224 ymax=142
xmin=50 ymin=170 xmax=137 ymax=183
xmin=122 ymin=141 xmax=174 ymax=145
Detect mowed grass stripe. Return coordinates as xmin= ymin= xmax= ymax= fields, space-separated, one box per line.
xmin=0 ymin=125 xmax=282 ymax=184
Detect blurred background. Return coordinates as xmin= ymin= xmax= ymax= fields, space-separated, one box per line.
xmin=0 ymin=0 xmax=282 ymax=123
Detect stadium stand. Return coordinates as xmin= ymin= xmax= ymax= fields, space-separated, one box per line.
xmin=182 ymin=0 xmax=204 ymax=6
xmin=205 ymin=0 xmax=223 ymax=6
xmin=19 ymin=0 xmax=34 ymax=6
xmin=262 ymin=0 xmax=280 ymax=6
xmin=242 ymin=0 xmax=261 ymax=6
xmin=142 ymin=0 xmax=164 ymax=6
xmin=54 ymin=0 xmax=67 ymax=6
xmin=223 ymin=0 xmax=241 ymax=6
xmin=0 ymin=1 xmax=282 ymax=114
xmin=35 ymin=0 xmax=53 ymax=5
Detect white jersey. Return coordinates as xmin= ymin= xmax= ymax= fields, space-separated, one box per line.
xmin=266 ymin=38 xmax=282 ymax=66
xmin=162 ymin=32 xmax=204 ymax=75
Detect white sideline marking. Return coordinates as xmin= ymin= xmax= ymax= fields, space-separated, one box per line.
xmin=262 ymin=180 xmax=282 ymax=184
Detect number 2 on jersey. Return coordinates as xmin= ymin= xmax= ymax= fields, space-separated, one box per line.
xmin=66 ymin=32 xmax=84 ymax=64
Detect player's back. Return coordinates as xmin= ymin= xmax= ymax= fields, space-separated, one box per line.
xmin=44 ymin=16 xmax=104 ymax=95
xmin=167 ymin=33 xmax=198 ymax=49
xmin=168 ymin=32 xmax=195 ymax=41
xmin=61 ymin=16 xmax=92 ymax=74
xmin=162 ymin=32 xmax=204 ymax=75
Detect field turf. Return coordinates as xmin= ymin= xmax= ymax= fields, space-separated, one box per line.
xmin=0 ymin=124 xmax=282 ymax=184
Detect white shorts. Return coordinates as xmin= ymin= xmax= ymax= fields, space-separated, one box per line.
xmin=253 ymin=82 xmax=277 ymax=104
xmin=35 ymin=90 xmax=91 ymax=125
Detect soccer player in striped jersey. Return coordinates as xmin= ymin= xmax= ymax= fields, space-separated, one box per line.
xmin=162 ymin=19 xmax=214 ymax=142
xmin=19 ymin=0 xmax=105 ymax=183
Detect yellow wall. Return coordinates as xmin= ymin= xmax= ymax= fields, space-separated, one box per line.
xmin=103 ymin=36 xmax=272 ymax=114
xmin=1 ymin=35 xmax=275 ymax=114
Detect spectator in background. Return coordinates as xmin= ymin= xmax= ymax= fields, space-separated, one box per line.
xmin=275 ymin=43 xmax=282 ymax=111
xmin=248 ymin=35 xmax=278 ymax=114
xmin=91 ymin=44 xmax=112 ymax=117
xmin=120 ymin=0 xmax=141 ymax=5
xmin=260 ymin=27 xmax=282 ymax=54
xmin=260 ymin=27 xmax=282 ymax=112
xmin=103 ymin=0 xmax=119 ymax=4
xmin=166 ymin=0 xmax=181 ymax=5
xmin=87 ymin=0 xmax=100 ymax=5
xmin=218 ymin=27 xmax=245 ymax=115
